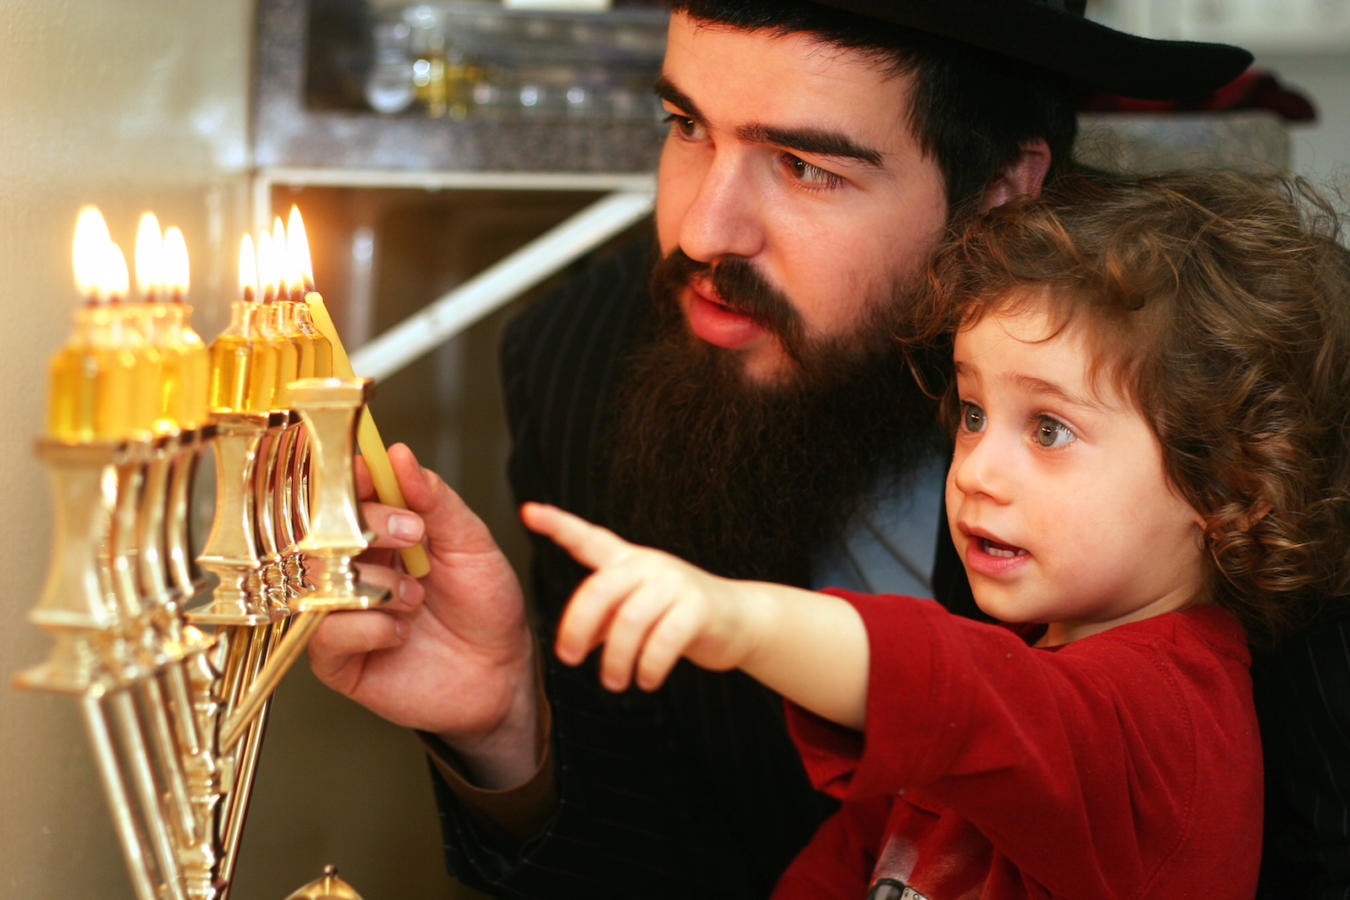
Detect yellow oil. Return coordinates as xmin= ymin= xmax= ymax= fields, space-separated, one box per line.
xmin=45 ymin=305 xmax=140 ymax=441
xmin=45 ymin=340 xmax=98 ymax=441
xmin=278 ymin=299 xmax=315 ymax=379
xmin=138 ymin=302 xmax=183 ymax=435
xmin=257 ymin=303 xmax=298 ymax=409
xmin=113 ymin=303 xmax=162 ymax=438
xmin=177 ymin=317 xmax=210 ymax=428
xmin=297 ymin=302 xmax=334 ymax=378
xmin=149 ymin=303 xmax=211 ymax=430
xmin=246 ymin=339 xmax=280 ymax=412
xmin=208 ymin=332 xmax=253 ymax=413
xmin=211 ymin=299 xmax=284 ymax=414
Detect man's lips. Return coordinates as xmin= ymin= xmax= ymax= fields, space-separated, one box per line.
xmin=683 ymin=282 xmax=769 ymax=350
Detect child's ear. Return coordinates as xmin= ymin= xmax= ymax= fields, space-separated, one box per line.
xmin=1239 ymin=501 xmax=1273 ymax=531
xmin=1209 ymin=500 xmax=1273 ymax=536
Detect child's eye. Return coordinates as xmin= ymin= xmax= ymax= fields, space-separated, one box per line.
xmin=959 ymin=402 xmax=986 ymax=434
xmin=1034 ymin=415 xmax=1076 ymax=448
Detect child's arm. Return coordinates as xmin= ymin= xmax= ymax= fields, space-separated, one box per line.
xmin=521 ymin=502 xmax=871 ymax=730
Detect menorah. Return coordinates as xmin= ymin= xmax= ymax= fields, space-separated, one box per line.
xmin=13 ymin=207 xmax=407 ymax=899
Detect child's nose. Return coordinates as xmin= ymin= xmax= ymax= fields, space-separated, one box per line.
xmin=951 ymin=432 xmax=1012 ymax=503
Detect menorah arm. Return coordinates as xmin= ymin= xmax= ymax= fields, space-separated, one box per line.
xmin=218 ymin=611 xmax=323 ymax=752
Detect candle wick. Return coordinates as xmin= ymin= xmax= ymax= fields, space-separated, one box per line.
xmin=242 ymin=286 xmax=255 ymax=304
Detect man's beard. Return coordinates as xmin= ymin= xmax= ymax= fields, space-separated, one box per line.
xmin=601 ymin=247 xmax=945 ymax=588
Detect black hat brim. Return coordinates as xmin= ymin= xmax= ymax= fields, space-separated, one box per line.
xmin=812 ymin=0 xmax=1253 ymax=99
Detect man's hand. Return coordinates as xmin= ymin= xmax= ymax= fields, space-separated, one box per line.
xmin=307 ymin=443 xmax=538 ymax=789
xmin=521 ymin=502 xmax=764 ymax=693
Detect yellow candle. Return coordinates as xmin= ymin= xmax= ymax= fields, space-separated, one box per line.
xmin=305 ymin=291 xmax=430 ymax=577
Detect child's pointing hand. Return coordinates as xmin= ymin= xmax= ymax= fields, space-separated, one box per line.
xmin=520 ymin=502 xmax=766 ymax=693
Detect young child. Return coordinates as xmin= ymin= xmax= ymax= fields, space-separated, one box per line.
xmin=521 ymin=171 xmax=1350 ymax=899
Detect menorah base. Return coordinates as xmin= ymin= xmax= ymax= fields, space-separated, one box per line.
xmin=284 ymin=865 xmax=364 ymax=900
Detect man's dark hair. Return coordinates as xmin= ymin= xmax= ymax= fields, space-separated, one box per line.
xmin=667 ymin=0 xmax=1080 ymax=216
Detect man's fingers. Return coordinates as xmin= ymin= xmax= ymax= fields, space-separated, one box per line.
xmin=307 ymin=609 xmax=410 ymax=693
xmin=521 ymin=502 xmax=633 ymax=571
xmin=353 ymin=562 xmax=425 ymax=614
xmin=353 ymin=454 xmax=374 ymax=500
xmin=362 ymin=500 xmax=426 ymax=551
xmin=385 ymin=443 xmax=499 ymax=558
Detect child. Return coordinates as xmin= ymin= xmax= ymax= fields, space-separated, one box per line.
xmin=521 ymin=171 xmax=1350 ymax=899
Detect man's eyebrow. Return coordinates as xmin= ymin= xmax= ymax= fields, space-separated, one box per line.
xmin=653 ymin=75 xmax=884 ymax=168
xmin=740 ymin=124 xmax=883 ymax=167
xmin=654 ymin=76 xmax=705 ymax=123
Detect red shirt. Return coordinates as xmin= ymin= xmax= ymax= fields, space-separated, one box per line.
xmin=774 ymin=592 xmax=1260 ymax=899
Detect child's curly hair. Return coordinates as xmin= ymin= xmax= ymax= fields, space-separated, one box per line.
xmin=920 ymin=170 xmax=1350 ymax=644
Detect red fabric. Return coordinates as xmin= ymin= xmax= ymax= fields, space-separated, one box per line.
xmin=1079 ymin=68 xmax=1317 ymax=122
xmin=774 ymin=594 xmax=1261 ymax=899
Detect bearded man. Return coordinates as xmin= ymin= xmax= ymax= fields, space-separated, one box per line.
xmin=306 ymin=2 xmax=1255 ymax=896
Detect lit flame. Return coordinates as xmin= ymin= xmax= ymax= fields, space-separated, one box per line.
xmin=103 ymin=242 xmax=130 ymax=303
xmin=134 ymin=212 xmax=162 ymax=300
xmin=270 ymin=215 xmax=288 ymax=296
xmin=162 ymin=227 xmax=189 ymax=300
xmin=238 ymin=234 xmax=258 ymax=302
xmin=72 ymin=206 xmax=111 ymax=301
xmin=287 ymin=206 xmax=315 ymax=292
xmin=255 ymin=230 xmax=280 ymax=303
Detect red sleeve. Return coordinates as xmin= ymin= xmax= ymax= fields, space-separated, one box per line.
xmin=784 ymin=592 xmax=1260 ymax=897
xmin=770 ymin=794 xmax=889 ymax=900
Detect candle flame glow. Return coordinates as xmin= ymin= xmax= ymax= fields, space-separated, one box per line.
xmin=238 ymin=234 xmax=258 ymax=302
xmin=271 ymin=216 xmax=291 ymax=298
xmin=162 ymin=227 xmax=189 ymax=300
xmin=134 ymin=212 xmax=162 ymax=301
xmin=103 ymin=242 xmax=130 ymax=303
xmin=256 ymin=230 xmax=279 ymax=303
xmin=287 ymin=206 xmax=315 ymax=292
xmin=72 ymin=206 xmax=111 ymax=301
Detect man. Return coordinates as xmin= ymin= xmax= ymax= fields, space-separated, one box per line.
xmin=307 ymin=2 xmax=1251 ymax=896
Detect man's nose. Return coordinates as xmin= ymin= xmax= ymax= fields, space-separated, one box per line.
xmin=677 ymin=153 xmax=765 ymax=264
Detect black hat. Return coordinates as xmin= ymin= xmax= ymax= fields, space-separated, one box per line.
xmin=809 ymin=0 xmax=1253 ymax=99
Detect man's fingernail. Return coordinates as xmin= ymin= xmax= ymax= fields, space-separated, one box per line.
xmin=389 ymin=513 xmax=420 ymax=541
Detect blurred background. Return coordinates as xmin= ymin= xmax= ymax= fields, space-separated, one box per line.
xmin=1 ymin=1 xmax=1346 ymax=897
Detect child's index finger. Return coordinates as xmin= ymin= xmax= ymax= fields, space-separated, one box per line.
xmin=520 ymin=502 xmax=631 ymax=571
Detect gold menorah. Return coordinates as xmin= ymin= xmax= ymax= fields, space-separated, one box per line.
xmin=14 ymin=208 xmax=389 ymax=899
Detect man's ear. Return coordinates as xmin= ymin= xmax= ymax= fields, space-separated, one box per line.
xmin=980 ymin=139 xmax=1053 ymax=212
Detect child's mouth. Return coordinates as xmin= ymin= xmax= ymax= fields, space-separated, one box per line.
xmin=980 ymin=537 xmax=1028 ymax=559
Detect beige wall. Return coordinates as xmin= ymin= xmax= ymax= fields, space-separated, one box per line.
xmin=0 ymin=3 xmax=476 ymax=897
xmin=0 ymin=1 xmax=245 ymax=896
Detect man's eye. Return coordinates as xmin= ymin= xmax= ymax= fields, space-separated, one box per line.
xmin=960 ymin=403 xmax=986 ymax=433
xmin=661 ymin=113 xmax=703 ymax=140
xmin=784 ymin=156 xmax=842 ymax=189
xmin=1034 ymin=416 xmax=1076 ymax=448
